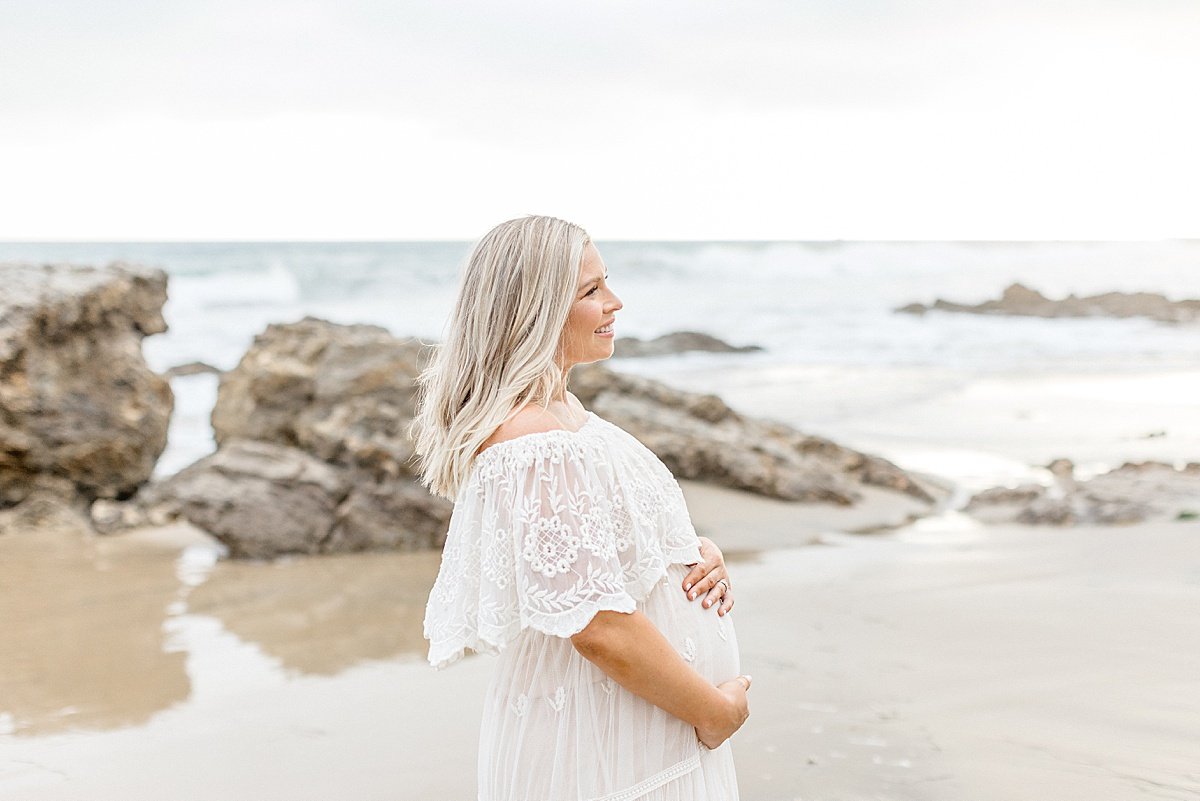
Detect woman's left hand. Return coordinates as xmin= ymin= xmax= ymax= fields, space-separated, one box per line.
xmin=683 ymin=536 xmax=734 ymax=616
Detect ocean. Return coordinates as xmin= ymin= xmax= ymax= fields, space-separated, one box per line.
xmin=3 ymin=240 xmax=1198 ymax=489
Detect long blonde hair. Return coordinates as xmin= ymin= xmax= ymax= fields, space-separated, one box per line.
xmin=407 ymin=215 xmax=592 ymax=500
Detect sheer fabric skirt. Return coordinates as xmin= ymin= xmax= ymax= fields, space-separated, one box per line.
xmin=478 ymin=562 xmax=742 ymax=800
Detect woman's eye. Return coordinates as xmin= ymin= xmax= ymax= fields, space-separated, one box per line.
xmin=585 ymin=286 xmax=597 ymax=296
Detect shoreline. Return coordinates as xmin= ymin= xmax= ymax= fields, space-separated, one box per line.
xmin=3 ymin=485 xmax=1197 ymax=799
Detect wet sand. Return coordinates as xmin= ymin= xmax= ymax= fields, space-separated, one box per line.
xmin=2 ymin=482 xmax=1198 ymax=800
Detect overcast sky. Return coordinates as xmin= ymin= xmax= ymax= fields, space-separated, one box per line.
xmin=2 ymin=0 xmax=1198 ymax=240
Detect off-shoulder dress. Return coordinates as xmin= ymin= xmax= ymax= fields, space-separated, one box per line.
xmin=423 ymin=411 xmax=742 ymax=801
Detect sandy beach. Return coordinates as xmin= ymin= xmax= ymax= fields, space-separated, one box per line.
xmin=4 ymin=246 xmax=1200 ymax=799
xmin=3 ymin=473 xmax=1197 ymax=800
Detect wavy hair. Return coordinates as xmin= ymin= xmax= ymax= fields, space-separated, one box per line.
xmin=407 ymin=215 xmax=592 ymax=500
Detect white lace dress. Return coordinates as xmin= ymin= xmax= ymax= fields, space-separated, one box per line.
xmin=424 ymin=411 xmax=742 ymax=801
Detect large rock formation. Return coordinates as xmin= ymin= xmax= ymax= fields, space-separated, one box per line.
xmin=100 ymin=318 xmax=940 ymax=558
xmin=897 ymin=282 xmax=1200 ymax=324
xmin=613 ymin=330 xmax=764 ymax=359
xmin=570 ymin=363 xmax=937 ymax=506
xmin=0 ymin=262 xmax=172 ymax=512
xmin=97 ymin=318 xmax=452 ymax=556
xmin=965 ymin=459 xmax=1200 ymax=526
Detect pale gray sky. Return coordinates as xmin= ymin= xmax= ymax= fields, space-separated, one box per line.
xmin=2 ymin=0 xmax=1198 ymax=239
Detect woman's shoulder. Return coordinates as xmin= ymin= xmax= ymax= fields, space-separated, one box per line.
xmin=475 ymin=395 xmax=590 ymax=458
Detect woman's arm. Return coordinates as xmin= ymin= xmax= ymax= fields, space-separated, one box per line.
xmin=570 ymin=610 xmax=750 ymax=748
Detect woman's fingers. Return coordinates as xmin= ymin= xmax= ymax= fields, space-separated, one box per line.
xmin=686 ymin=567 xmax=725 ymax=601
xmin=682 ymin=563 xmax=710 ymax=594
xmin=703 ymin=581 xmax=733 ymax=614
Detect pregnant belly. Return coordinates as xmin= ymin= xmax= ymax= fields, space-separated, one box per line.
xmin=641 ymin=562 xmax=741 ymax=685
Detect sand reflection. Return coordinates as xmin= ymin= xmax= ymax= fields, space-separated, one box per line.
xmin=0 ymin=521 xmax=192 ymax=737
xmin=186 ymin=548 xmax=441 ymax=676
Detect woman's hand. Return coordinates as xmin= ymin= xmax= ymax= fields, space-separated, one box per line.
xmin=683 ymin=536 xmax=734 ymax=616
xmin=695 ymin=674 xmax=752 ymax=749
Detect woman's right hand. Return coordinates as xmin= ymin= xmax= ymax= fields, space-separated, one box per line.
xmin=695 ymin=674 xmax=752 ymax=749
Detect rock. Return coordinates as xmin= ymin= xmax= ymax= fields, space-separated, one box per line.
xmin=153 ymin=438 xmax=349 ymax=559
xmin=102 ymin=318 xmax=453 ymax=558
xmin=211 ymin=316 xmax=427 ymax=480
xmin=966 ymin=459 xmax=1200 ymax=526
xmin=0 ymin=489 xmax=93 ymax=535
xmin=613 ymin=330 xmax=764 ymax=358
xmin=165 ymin=360 xmax=222 ymax=378
xmin=965 ymin=484 xmax=1046 ymax=508
xmin=896 ymin=282 xmax=1200 ymax=324
xmin=570 ymin=363 xmax=937 ymax=506
xmin=108 ymin=318 xmax=935 ymax=557
xmin=1015 ymin=497 xmax=1077 ymax=526
xmin=0 ymin=262 xmax=172 ymax=509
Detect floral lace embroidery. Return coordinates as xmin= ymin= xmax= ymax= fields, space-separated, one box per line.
xmin=521 ymin=512 xmax=580 ymax=578
xmin=550 ymin=686 xmax=567 ymax=713
xmin=681 ymin=636 xmax=697 ymax=663
xmin=510 ymin=693 xmax=529 ymax=718
xmin=423 ymin=414 xmax=705 ymax=670
xmin=480 ymin=527 xmax=513 ymax=588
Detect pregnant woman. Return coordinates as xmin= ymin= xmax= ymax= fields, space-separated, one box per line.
xmin=413 ymin=215 xmax=751 ymax=800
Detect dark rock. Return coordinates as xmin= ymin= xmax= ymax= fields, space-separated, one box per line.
xmin=571 ymin=363 xmax=936 ymax=505
xmin=613 ymin=330 xmax=765 ymax=358
xmin=966 ymin=459 xmax=1200 ymax=526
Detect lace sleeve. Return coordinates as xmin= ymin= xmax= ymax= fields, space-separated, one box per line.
xmin=506 ymin=441 xmax=637 ymax=638
xmin=423 ymin=433 xmax=637 ymax=669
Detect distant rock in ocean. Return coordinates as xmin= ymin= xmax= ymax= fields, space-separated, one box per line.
xmin=0 ymin=261 xmax=172 ymax=513
xmin=897 ymin=282 xmax=1200 ymax=324
xmin=613 ymin=330 xmax=764 ymax=358
xmin=164 ymin=360 xmax=222 ymax=378
xmin=965 ymin=458 xmax=1200 ymax=526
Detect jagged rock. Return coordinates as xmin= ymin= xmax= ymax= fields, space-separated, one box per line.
xmin=613 ymin=330 xmax=764 ymax=358
xmin=99 ymin=318 xmax=453 ymax=557
xmin=211 ymin=316 xmax=427 ymax=480
xmin=107 ymin=318 xmax=938 ymax=557
xmin=966 ymin=459 xmax=1200 ymax=526
xmin=153 ymin=438 xmax=349 ymax=559
xmin=0 ymin=262 xmax=172 ymax=510
xmin=897 ymin=282 xmax=1200 ymax=324
xmin=570 ymin=363 xmax=936 ymax=506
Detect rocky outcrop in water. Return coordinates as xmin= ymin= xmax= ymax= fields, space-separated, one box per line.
xmin=96 ymin=318 xmax=452 ymax=556
xmin=613 ymin=330 xmax=764 ymax=358
xmin=965 ymin=459 xmax=1200 ymax=526
xmin=897 ymin=282 xmax=1200 ymax=324
xmin=570 ymin=363 xmax=938 ymax=506
xmin=99 ymin=318 xmax=939 ymax=557
xmin=0 ymin=262 xmax=172 ymax=512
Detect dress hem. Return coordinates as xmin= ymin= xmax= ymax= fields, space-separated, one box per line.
xmin=586 ymin=751 xmax=701 ymax=801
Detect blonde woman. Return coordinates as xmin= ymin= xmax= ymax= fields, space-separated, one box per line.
xmin=413 ymin=215 xmax=751 ymax=800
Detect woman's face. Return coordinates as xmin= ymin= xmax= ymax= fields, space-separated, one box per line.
xmin=559 ymin=241 xmax=622 ymax=368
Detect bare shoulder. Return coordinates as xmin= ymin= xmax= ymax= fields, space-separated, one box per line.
xmin=564 ymin=391 xmax=588 ymax=416
xmin=475 ymin=404 xmax=569 ymax=457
